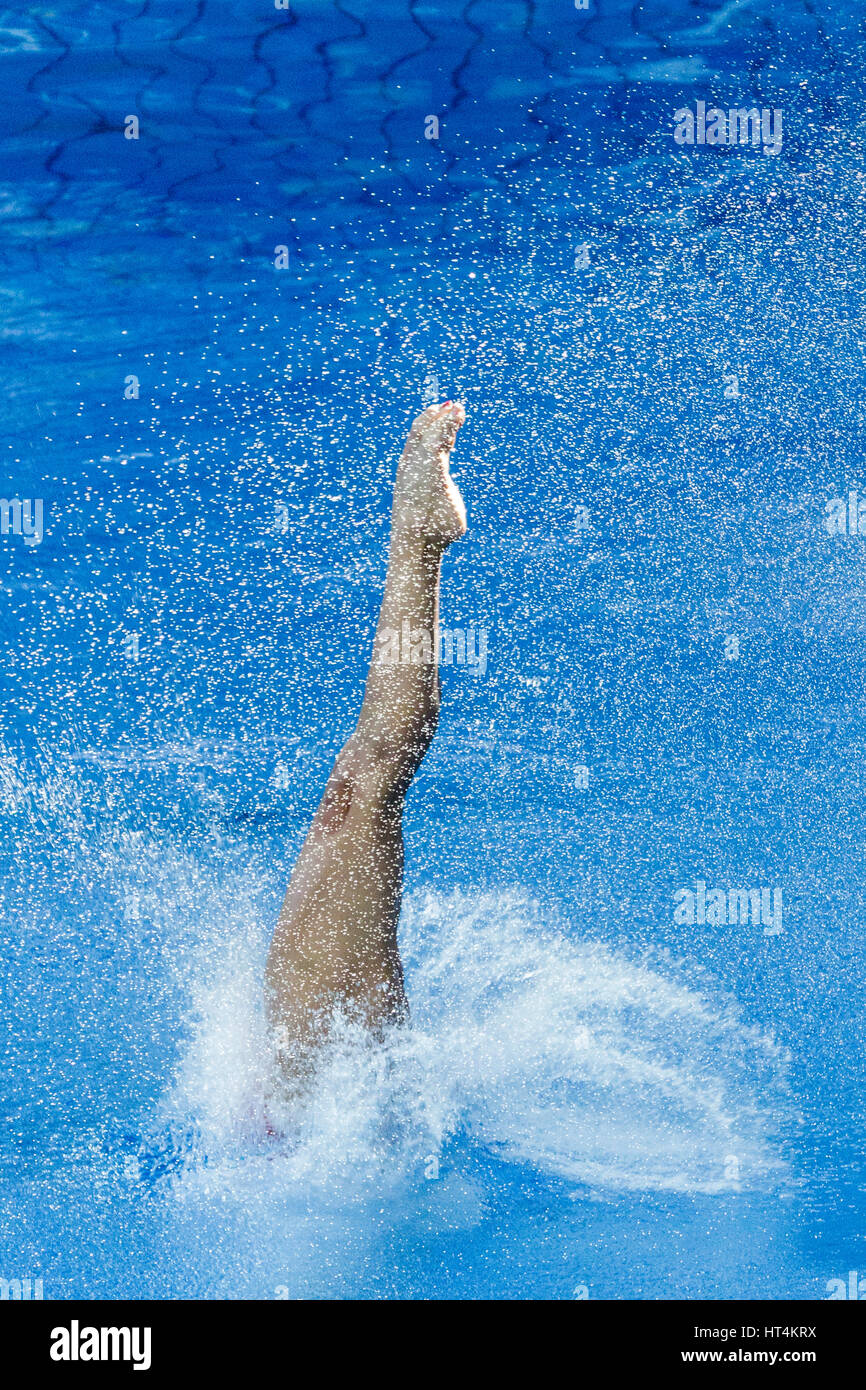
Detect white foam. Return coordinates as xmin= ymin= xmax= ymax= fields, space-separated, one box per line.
xmin=159 ymin=886 xmax=790 ymax=1200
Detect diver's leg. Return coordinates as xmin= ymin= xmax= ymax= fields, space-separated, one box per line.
xmin=264 ymin=402 xmax=467 ymax=1067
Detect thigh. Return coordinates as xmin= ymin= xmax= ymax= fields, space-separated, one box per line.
xmin=264 ymin=778 xmax=408 ymax=1051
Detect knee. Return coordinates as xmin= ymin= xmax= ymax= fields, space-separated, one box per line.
xmin=341 ymin=723 xmax=435 ymax=791
xmin=318 ymin=767 xmax=354 ymax=832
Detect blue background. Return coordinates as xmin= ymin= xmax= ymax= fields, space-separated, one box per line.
xmin=0 ymin=0 xmax=863 ymax=1300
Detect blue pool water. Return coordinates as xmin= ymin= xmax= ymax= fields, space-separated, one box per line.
xmin=1 ymin=0 xmax=864 ymax=1300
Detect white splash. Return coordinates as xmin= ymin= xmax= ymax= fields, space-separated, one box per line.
xmin=159 ymin=886 xmax=790 ymax=1199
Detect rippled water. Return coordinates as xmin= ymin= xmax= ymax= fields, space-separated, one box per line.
xmin=1 ymin=1 xmax=864 ymax=1299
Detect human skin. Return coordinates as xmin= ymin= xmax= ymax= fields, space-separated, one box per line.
xmin=264 ymin=401 xmax=467 ymax=1076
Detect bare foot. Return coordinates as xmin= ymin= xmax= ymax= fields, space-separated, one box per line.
xmin=392 ymin=401 xmax=467 ymax=546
